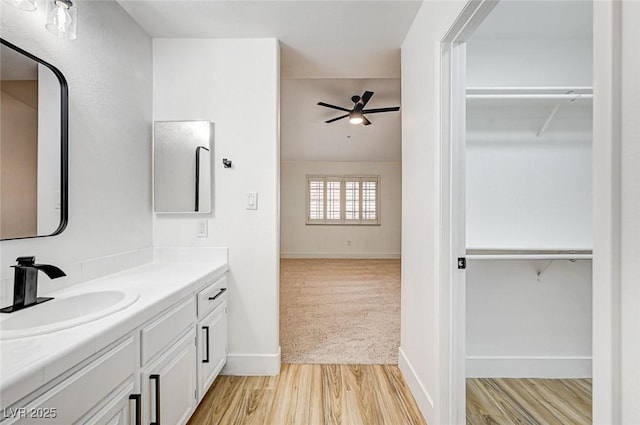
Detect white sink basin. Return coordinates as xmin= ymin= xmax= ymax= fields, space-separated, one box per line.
xmin=0 ymin=290 xmax=139 ymax=340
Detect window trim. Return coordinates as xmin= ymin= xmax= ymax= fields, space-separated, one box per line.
xmin=305 ymin=175 xmax=381 ymax=226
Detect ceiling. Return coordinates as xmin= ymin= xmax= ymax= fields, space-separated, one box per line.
xmin=117 ymin=1 xmax=594 ymax=163
xmin=281 ymin=79 xmax=401 ymax=161
xmin=117 ymin=0 xmax=412 ymax=162
xmin=117 ymin=0 xmax=422 ymax=79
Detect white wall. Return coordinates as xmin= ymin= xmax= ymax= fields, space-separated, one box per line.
xmin=153 ymin=39 xmax=280 ymax=375
xmin=280 ymin=161 xmax=401 ymax=258
xmin=466 ymin=38 xmax=592 ymax=87
xmin=466 ymin=138 xmax=592 ymax=250
xmin=0 ymin=1 xmax=153 ymax=306
xmin=399 ymin=2 xmax=467 ymax=424
xmin=619 ymin=4 xmax=640 ymax=422
xmin=466 ymin=260 xmax=592 ymax=378
xmin=593 ymin=1 xmax=640 ymax=423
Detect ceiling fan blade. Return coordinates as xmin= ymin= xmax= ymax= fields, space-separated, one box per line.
xmin=325 ymin=114 xmax=349 ymax=123
xmin=362 ymin=106 xmax=400 ymax=114
xmin=362 ymin=116 xmax=372 ymax=126
xmin=360 ymin=91 xmax=374 ymax=107
xmin=318 ymin=102 xmax=350 ymax=112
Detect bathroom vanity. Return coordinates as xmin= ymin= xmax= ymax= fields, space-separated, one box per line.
xmin=0 ymin=251 xmax=228 ymax=425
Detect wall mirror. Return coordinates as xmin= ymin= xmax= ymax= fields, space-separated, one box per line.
xmin=154 ymin=121 xmax=213 ymax=213
xmin=0 ymin=38 xmax=68 ymax=241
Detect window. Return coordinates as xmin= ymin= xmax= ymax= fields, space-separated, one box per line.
xmin=306 ymin=175 xmax=380 ymax=225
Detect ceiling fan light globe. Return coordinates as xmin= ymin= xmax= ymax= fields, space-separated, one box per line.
xmin=349 ymin=116 xmax=364 ymax=125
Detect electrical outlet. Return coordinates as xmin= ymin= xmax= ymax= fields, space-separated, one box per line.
xmin=196 ymin=220 xmax=208 ymax=237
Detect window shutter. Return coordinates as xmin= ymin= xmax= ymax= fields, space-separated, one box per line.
xmin=306 ymin=175 xmax=380 ymax=225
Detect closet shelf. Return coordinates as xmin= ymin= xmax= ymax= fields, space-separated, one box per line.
xmin=466 ymin=249 xmax=592 ymax=261
xmin=466 ymin=86 xmax=593 ymax=100
xmin=466 ymin=86 xmax=593 ymax=137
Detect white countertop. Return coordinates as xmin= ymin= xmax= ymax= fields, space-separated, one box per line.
xmin=0 ymin=253 xmax=228 ymax=408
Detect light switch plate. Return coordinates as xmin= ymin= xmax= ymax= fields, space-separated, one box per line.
xmin=247 ymin=192 xmax=258 ymax=210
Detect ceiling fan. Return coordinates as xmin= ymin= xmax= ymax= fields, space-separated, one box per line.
xmin=317 ymin=90 xmax=400 ymax=126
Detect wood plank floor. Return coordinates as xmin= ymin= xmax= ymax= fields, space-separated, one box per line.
xmin=466 ymin=378 xmax=592 ymax=425
xmin=280 ymin=259 xmax=400 ymax=364
xmin=188 ymin=364 xmax=426 ymax=425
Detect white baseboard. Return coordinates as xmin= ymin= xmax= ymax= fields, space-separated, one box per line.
xmin=466 ymin=356 xmax=592 ymax=378
xmin=398 ymin=347 xmax=432 ymax=423
xmin=280 ymin=252 xmax=401 ymax=259
xmin=221 ymin=347 xmax=281 ymax=376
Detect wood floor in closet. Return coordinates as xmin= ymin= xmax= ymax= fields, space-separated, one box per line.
xmin=467 ymin=378 xmax=592 ymax=425
xmin=187 ymin=364 xmax=426 ymax=425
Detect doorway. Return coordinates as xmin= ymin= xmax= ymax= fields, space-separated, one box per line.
xmin=279 ymin=78 xmax=403 ymax=365
xmin=442 ymin=1 xmax=594 ymax=423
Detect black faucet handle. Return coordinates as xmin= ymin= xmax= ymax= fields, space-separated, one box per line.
xmin=16 ymin=256 xmax=36 ymax=266
xmin=33 ymin=264 xmax=66 ymax=280
xmin=12 ymin=256 xmax=66 ymax=279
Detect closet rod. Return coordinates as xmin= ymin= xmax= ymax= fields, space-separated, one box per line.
xmin=466 ymin=86 xmax=593 ymax=93
xmin=466 ymin=93 xmax=593 ymax=100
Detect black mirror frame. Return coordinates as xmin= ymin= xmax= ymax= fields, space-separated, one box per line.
xmin=0 ymin=38 xmax=68 ymax=241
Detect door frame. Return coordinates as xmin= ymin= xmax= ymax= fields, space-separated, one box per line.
xmin=438 ymin=1 xmax=498 ymax=423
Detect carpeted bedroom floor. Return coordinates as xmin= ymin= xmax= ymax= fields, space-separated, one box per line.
xmin=280 ymin=258 xmax=401 ymax=364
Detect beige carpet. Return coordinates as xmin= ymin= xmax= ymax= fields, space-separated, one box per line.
xmin=280 ymin=259 xmax=400 ymax=364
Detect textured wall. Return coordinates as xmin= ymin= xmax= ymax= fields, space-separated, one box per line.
xmin=0 ymin=1 xmax=153 ymax=305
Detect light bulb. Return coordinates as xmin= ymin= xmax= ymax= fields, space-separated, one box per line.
xmin=46 ymin=0 xmax=77 ymax=40
xmin=2 ymin=0 xmax=37 ymax=11
xmin=349 ymin=116 xmax=364 ymax=125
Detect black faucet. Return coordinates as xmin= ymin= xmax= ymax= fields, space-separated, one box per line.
xmin=0 ymin=256 xmax=66 ymax=313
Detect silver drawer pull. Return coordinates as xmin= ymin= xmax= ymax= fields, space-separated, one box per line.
xmin=208 ymin=288 xmax=227 ymax=301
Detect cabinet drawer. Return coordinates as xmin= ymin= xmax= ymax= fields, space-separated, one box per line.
xmin=5 ymin=337 xmax=136 ymax=425
xmin=197 ymin=274 xmax=227 ymax=319
xmin=141 ymin=296 xmax=195 ymax=365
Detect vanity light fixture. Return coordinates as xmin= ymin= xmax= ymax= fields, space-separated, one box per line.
xmin=2 ymin=0 xmax=36 ymax=11
xmin=3 ymin=0 xmax=78 ymax=39
xmin=45 ymin=0 xmax=77 ymax=40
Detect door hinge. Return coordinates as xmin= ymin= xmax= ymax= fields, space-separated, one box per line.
xmin=195 ymin=390 xmax=197 ymax=400
xmin=457 ymin=257 xmax=466 ymax=270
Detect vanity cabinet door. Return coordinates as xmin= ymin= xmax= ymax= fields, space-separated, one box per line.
xmin=2 ymin=337 xmax=136 ymax=425
xmin=79 ymin=378 xmax=140 ymax=425
xmin=141 ymin=329 xmax=196 ymax=425
xmin=197 ymin=301 xmax=227 ymax=400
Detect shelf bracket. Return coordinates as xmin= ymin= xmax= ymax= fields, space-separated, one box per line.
xmin=537 ymin=103 xmax=561 ymax=138
xmin=536 ymin=260 xmax=555 ymax=282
